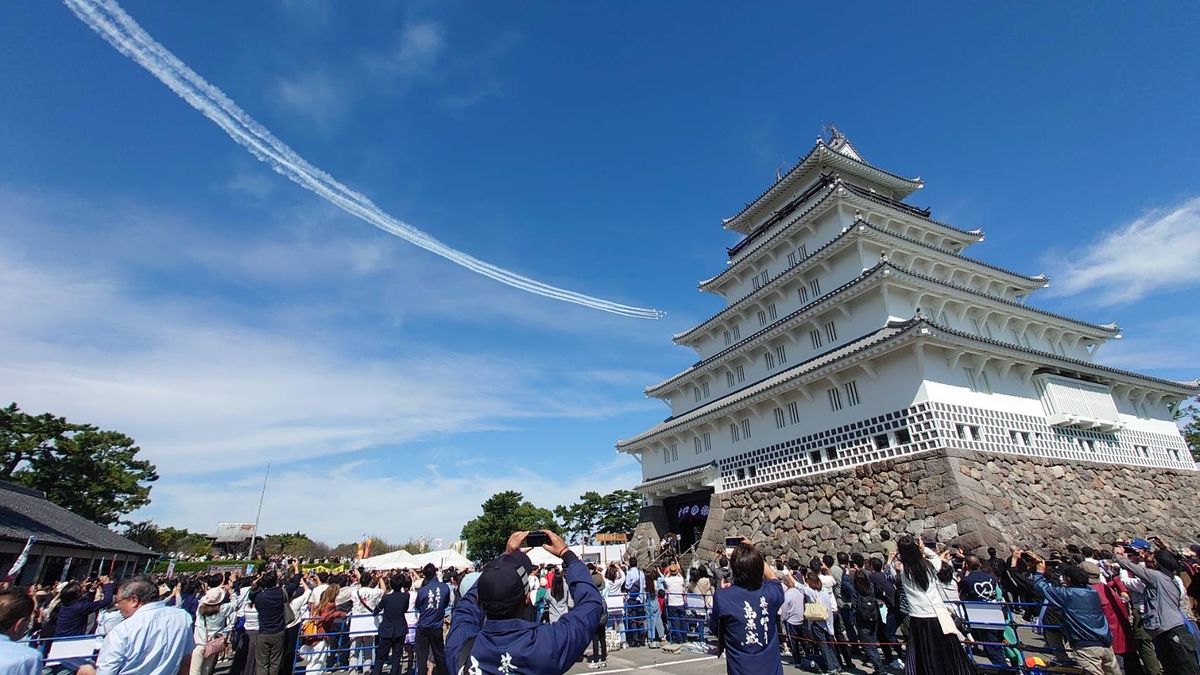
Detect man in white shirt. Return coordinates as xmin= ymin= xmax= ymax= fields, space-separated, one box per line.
xmin=662 ymin=566 xmax=687 ymax=643
xmin=0 ymin=589 xmax=43 ymax=675
xmin=96 ymin=578 xmax=194 ymax=675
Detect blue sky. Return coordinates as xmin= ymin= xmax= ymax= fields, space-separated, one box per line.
xmin=2 ymin=2 xmax=1198 ymax=545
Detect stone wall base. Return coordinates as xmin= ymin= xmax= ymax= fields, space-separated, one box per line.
xmin=672 ymin=448 xmax=1200 ymax=563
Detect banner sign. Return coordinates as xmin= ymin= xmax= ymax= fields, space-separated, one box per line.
xmin=4 ymin=537 xmax=37 ymax=582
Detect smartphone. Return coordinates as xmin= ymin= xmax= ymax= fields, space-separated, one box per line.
xmin=524 ymin=531 xmax=550 ymax=547
xmin=724 ymin=537 xmax=743 ymax=549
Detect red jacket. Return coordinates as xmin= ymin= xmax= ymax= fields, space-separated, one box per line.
xmin=1093 ymin=580 xmax=1131 ymax=654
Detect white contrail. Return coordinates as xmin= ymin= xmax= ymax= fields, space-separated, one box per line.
xmin=62 ymin=0 xmax=664 ymax=320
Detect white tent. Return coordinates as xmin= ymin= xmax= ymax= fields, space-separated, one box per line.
xmin=410 ymin=549 xmax=474 ymax=570
xmin=525 ymin=548 xmax=562 ymax=566
xmin=360 ymin=549 xmax=417 ymax=571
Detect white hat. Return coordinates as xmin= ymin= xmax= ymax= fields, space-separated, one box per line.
xmin=201 ymin=588 xmax=226 ymax=606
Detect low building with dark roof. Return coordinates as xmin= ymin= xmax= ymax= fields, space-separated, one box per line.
xmin=0 ymin=480 xmax=155 ymax=584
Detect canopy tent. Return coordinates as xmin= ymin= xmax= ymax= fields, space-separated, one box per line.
xmin=525 ymin=548 xmax=562 ymax=567
xmin=359 ymin=549 xmax=417 ymax=571
xmin=410 ymin=549 xmax=474 ymax=570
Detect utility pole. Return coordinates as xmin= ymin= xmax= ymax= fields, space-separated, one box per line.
xmin=246 ymin=463 xmax=271 ymax=560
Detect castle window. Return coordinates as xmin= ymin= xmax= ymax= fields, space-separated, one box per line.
xmin=827 ymin=387 xmax=843 ymax=412
xmin=702 ymin=432 xmax=711 ymax=452
xmin=873 ymin=434 xmax=890 ymax=450
xmin=747 ymin=465 xmax=758 ymax=478
xmin=810 ymin=330 xmax=823 ymax=350
xmin=693 ymin=387 xmax=701 ymax=402
xmin=787 ymin=401 xmax=801 ymax=424
xmin=844 ymin=380 xmax=861 ymax=406
xmin=768 ymin=303 xmax=778 ymax=320
xmin=765 ymin=351 xmax=776 ymax=369
xmin=824 ymin=447 xmax=838 ymax=462
xmin=735 ymin=365 xmax=745 ymax=383
xmin=775 ymin=345 xmax=787 ymax=364
xmin=723 ymin=330 xmax=732 ymax=346
xmin=895 ymin=427 xmax=912 ymax=445
xmin=773 ymin=407 xmax=786 ymax=429
xmin=809 ymin=450 xmax=822 ymax=465
xmin=732 ymin=325 xmax=741 ymax=340
xmin=736 ymin=467 xmax=746 ymax=480
xmin=825 ymin=320 xmax=838 ymax=342
xmin=729 ymin=423 xmax=740 ymax=443
xmin=740 ymin=418 xmax=752 ymax=439
xmin=694 ymin=437 xmax=702 ymax=454
xmin=726 ymin=371 xmax=735 ymax=387
xmin=787 ymin=251 xmax=798 ymax=267
xmin=797 ymin=286 xmax=809 ymax=303
xmin=809 ymin=278 xmax=821 ymax=297
xmin=758 ymin=310 xmax=768 ymax=327
xmin=701 ymin=382 xmax=710 ymax=397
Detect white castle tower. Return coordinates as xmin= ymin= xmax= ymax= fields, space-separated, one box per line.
xmin=617 ymin=127 xmax=1198 ymax=555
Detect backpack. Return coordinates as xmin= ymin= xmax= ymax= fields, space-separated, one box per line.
xmin=854 ymin=593 xmax=881 ymax=628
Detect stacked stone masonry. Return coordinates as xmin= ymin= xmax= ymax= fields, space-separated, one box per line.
xmin=650 ymin=448 xmax=1200 ymax=563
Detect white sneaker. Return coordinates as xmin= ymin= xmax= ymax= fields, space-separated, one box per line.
xmin=587 ymin=662 xmax=598 ymax=670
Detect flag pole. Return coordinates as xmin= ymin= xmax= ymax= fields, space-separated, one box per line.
xmin=247 ymin=463 xmax=270 ymax=560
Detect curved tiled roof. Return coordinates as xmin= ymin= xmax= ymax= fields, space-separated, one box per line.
xmin=724 ymin=141 xmax=923 ymax=233
xmin=620 ymin=321 xmax=918 ymax=448
xmin=840 ymin=182 xmax=983 ymax=240
xmin=920 ymin=319 xmax=1198 ymax=394
xmin=661 ymin=261 xmax=1114 ymax=398
xmin=620 ymin=316 xmax=1196 ymax=451
xmin=653 ymin=262 xmax=892 ymax=395
xmin=702 ymin=197 xmax=1040 ymax=293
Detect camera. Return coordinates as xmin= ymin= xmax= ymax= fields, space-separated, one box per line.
xmin=524 ymin=531 xmax=550 ymax=547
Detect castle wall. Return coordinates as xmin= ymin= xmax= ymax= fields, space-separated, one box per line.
xmin=682 ymin=447 xmax=1200 ymax=563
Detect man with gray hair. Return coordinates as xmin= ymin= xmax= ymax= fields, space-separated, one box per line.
xmin=95 ymin=577 xmax=194 ymax=675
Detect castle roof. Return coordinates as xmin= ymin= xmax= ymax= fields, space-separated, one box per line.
xmin=676 ymin=258 xmax=1114 ymax=350
xmin=620 ymin=316 xmax=1195 ymax=450
xmin=723 ymin=137 xmax=923 ymax=234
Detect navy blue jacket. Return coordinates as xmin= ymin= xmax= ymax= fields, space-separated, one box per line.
xmin=372 ymin=591 xmax=410 ymax=639
xmin=55 ymin=583 xmax=114 ymax=637
xmin=708 ymin=579 xmax=785 ymax=675
xmin=1031 ymin=573 xmax=1112 ymax=648
xmin=444 ymin=551 xmax=603 ymax=675
xmin=416 ymin=579 xmax=450 ymax=629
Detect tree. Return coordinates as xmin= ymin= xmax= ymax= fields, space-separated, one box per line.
xmin=554 ymin=489 xmax=643 ymax=544
xmin=1179 ymin=396 xmax=1200 ymax=463
xmin=460 ymin=491 xmax=558 ymax=564
xmin=0 ymin=403 xmax=158 ymax=525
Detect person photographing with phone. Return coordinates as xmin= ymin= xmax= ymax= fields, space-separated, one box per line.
xmin=445 ymin=529 xmax=604 ymax=674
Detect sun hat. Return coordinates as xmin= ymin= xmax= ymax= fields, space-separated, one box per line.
xmin=201 ymin=587 xmax=226 ymax=606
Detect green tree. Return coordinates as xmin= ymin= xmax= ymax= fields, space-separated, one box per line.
xmin=554 ymin=489 xmax=643 ymax=544
xmin=1179 ymin=396 xmax=1200 ymax=463
xmin=1 ymin=403 xmax=158 ymax=526
xmin=460 ymin=491 xmax=558 ymax=564
xmin=123 ymin=520 xmax=167 ymax=551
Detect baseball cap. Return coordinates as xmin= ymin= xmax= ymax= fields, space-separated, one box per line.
xmin=476 ymin=551 xmax=533 ymax=618
xmin=1130 ymin=538 xmax=1153 ymax=552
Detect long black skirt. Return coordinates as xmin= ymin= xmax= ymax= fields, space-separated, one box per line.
xmin=904 ymin=616 xmax=978 ymax=675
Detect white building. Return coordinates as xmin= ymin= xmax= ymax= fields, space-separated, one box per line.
xmin=617 ymin=128 xmax=1198 ymax=553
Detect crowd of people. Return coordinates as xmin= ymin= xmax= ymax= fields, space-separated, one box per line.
xmin=2 ymin=529 xmax=1200 ymax=675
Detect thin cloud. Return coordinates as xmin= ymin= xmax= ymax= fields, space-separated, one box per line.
xmin=274 ymin=70 xmax=350 ymax=126
xmin=147 ymin=459 xmax=643 ymax=545
xmin=1047 ymin=196 xmax=1200 ymax=306
xmin=382 ymin=20 xmax=444 ymax=81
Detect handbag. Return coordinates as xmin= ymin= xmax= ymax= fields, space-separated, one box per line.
xmin=202 ymin=634 xmax=227 ymax=658
xmin=933 ymin=584 xmax=968 ymax=638
xmin=803 ymin=601 xmax=829 ymax=623
xmin=200 ymin=617 xmax=227 ymax=658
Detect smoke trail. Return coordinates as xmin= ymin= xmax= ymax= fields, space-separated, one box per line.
xmin=62 ymin=0 xmax=664 ymax=320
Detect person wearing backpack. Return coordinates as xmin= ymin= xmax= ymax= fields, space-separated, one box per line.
xmin=851 ymin=570 xmax=885 ymax=673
